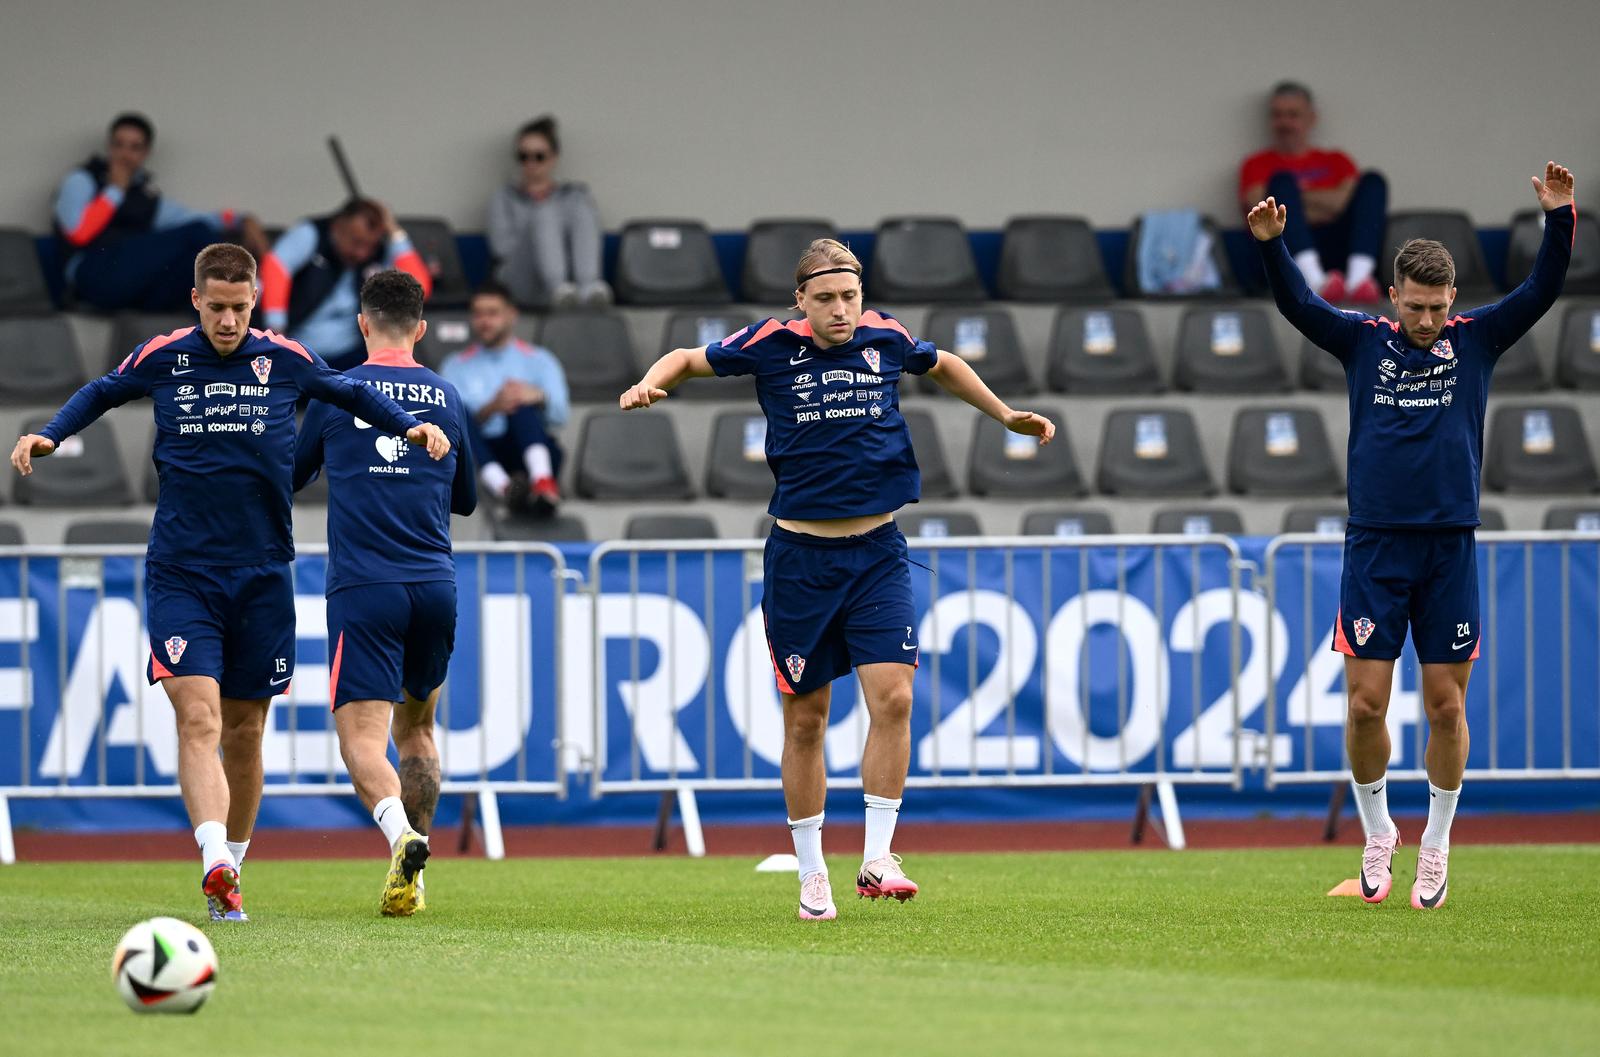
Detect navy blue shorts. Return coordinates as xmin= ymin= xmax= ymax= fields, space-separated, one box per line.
xmin=762 ymin=522 xmax=919 ymax=695
xmin=327 ymin=580 xmax=457 ymax=709
xmin=145 ymin=560 xmax=296 ymax=698
xmin=1336 ymin=526 xmax=1480 ymax=664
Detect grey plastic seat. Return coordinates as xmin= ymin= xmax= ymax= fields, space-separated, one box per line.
xmin=1046 ymin=306 xmax=1163 ymax=394
xmin=1506 ymin=209 xmax=1600 ymax=296
xmin=625 ymin=513 xmax=720 ymax=540
xmin=660 ymin=309 xmax=757 ymax=401
xmin=902 ymin=408 xmax=957 ymax=498
xmin=12 ymin=418 xmax=132 ymax=506
xmin=414 ymin=310 xmax=476 ymax=369
xmin=898 ymin=509 xmax=982 ymax=538
xmin=1478 ymin=506 xmax=1507 ymax=531
xmin=705 ymin=410 xmax=775 ymax=500
xmin=63 ymin=518 xmax=151 ymax=545
xmin=920 ymin=307 xmax=1032 ymax=395
xmin=396 ymin=216 xmax=471 ymax=307
xmin=1226 ymin=407 xmax=1342 ymax=496
xmin=1490 ymin=335 xmax=1548 ymax=392
xmin=868 ymin=217 xmax=986 ymax=303
xmin=1123 ymin=213 xmax=1240 ymax=298
xmin=0 ymin=522 xmax=22 ymax=545
xmin=1282 ymin=504 xmax=1349 ymax=535
xmin=1379 ymin=211 xmax=1495 ymax=295
xmin=1543 ymin=504 xmax=1600 ymax=531
xmin=0 ymin=228 xmax=52 ymax=316
xmin=1020 ymin=507 xmax=1114 ymax=536
xmin=491 ymin=512 xmax=588 ymax=542
xmin=1151 ymin=507 xmax=1245 ymax=535
xmin=743 ymin=219 xmax=835 ymax=305
xmin=109 ymin=313 xmax=195 ymax=372
xmin=0 ymin=316 xmax=87 ymax=405
xmin=1298 ymin=337 xmax=1348 ymax=391
xmin=1096 ymin=408 xmax=1215 ymax=497
xmin=574 ymin=411 xmax=693 ymax=500
xmin=1174 ymin=306 xmax=1289 ymax=392
xmin=996 ymin=216 xmax=1113 ymax=302
xmin=537 ymin=311 xmax=638 ymax=402
xmin=614 ymin=220 xmax=730 ymax=306
xmin=1483 ymin=404 xmax=1599 ymax=494
xmin=968 ymin=406 xmax=1084 ymax=498
xmin=1555 ymin=304 xmax=1600 ymax=389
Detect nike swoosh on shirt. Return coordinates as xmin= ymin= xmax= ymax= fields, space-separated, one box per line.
xmin=269 ymin=675 xmax=291 ymax=686
xmin=1452 ymin=639 xmax=1472 ymax=650
xmin=789 ymin=355 xmax=812 ymax=365
xmin=901 ymin=642 xmax=917 ymax=651
xmin=355 ymin=408 xmax=428 ymax=430
xmin=171 ymin=368 xmax=194 ymax=375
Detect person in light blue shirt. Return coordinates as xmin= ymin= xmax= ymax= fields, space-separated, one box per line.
xmin=440 ymin=281 xmax=570 ymax=513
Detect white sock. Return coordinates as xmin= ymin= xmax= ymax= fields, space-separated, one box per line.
xmin=787 ymin=812 xmax=825 ymax=881
xmin=524 ymin=443 xmax=553 ymax=482
xmin=1346 ymin=253 xmax=1376 ymax=287
xmin=1421 ymin=782 xmax=1461 ymax=851
xmin=1352 ymin=776 xmax=1396 ymax=838
xmin=194 ymin=820 xmax=230 ymax=868
xmin=480 ymin=461 xmax=511 ymax=498
xmin=863 ymin=794 xmax=902 ymax=863
xmin=373 ymin=796 xmax=411 ymax=849
xmin=1294 ymin=249 xmax=1327 ymax=289
xmin=226 ymin=839 xmax=250 ymax=868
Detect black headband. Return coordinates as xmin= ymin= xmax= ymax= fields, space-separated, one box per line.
xmin=798 ymin=266 xmax=861 ymax=285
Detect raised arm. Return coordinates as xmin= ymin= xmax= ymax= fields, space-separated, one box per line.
xmin=1475 ymin=162 xmax=1576 ymax=353
xmin=12 ymin=363 xmax=149 ymax=475
xmin=619 ymin=346 xmax=715 ymax=409
xmin=1249 ymin=196 xmax=1362 ymax=357
xmin=926 ymin=352 xmax=1055 ymax=443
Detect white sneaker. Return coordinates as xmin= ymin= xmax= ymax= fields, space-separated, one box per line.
xmin=798 ymin=871 xmax=837 ymax=921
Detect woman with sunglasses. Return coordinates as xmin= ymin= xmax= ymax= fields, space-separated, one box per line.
xmin=487 ymin=115 xmax=610 ymax=308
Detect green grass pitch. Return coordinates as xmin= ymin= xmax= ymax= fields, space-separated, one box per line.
xmin=3 ymin=846 xmax=1598 ymax=1057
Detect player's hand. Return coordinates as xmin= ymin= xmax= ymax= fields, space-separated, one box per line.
xmin=10 ymin=434 xmax=55 ymax=476
xmin=1247 ymin=197 xmax=1288 ymax=241
xmin=406 ymin=422 xmax=450 ymax=460
xmin=1533 ymin=161 xmax=1575 ymax=211
xmin=1003 ymin=409 xmax=1056 ymax=446
xmin=619 ymin=382 xmax=669 ymax=410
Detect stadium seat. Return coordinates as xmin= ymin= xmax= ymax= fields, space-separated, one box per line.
xmin=704 ymin=410 xmax=775 ymax=500
xmin=1150 ymin=506 xmax=1245 ymax=535
xmin=614 ymin=220 xmax=731 ymax=306
xmin=413 ymin=310 xmax=476 ymax=369
xmin=63 ymin=518 xmax=151 ymax=545
xmin=1542 ymin=504 xmax=1600 ymax=531
xmin=743 ymin=219 xmax=835 ymax=304
xmin=0 ymin=228 xmax=52 ymax=316
xmin=0 ymin=316 xmax=86 ymax=406
xmin=109 ymin=313 xmax=195 ymax=372
xmin=396 ymin=216 xmax=471 ymax=307
xmin=1225 ymin=407 xmax=1342 ymax=496
xmin=1281 ymin=504 xmax=1348 ymax=535
xmin=1123 ymin=213 xmax=1240 ymax=298
xmin=659 ymin=310 xmax=757 ymax=401
xmin=1096 ymin=408 xmax=1215 ymax=497
xmin=1297 ymin=337 xmax=1348 ymax=392
xmin=996 ymin=216 xmax=1113 ymax=302
xmin=12 ymin=418 xmax=131 ymax=506
xmin=920 ymin=308 xmax=1033 ymax=395
xmin=897 ymin=509 xmax=982 ymax=538
xmin=1173 ymin=306 xmax=1290 ymax=393
xmin=0 ymin=521 xmax=22 ymax=545
xmin=1378 ymin=211 xmax=1495 ymax=294
xmin=1506 ymin=208 xmax=1600 ymax=296
xmin=1478 ymin=506 xmax=1507 ymax=531
xmin=624 ymin=513 xmax=719 ymax=540
xmin=1019 ymin=507 xmax=1114 ymax=536
xmin=491 ymin=512 xmax=588 ymax=542
xmin=573 ymin=411 xmax=693 ymax=500
xmin=1483 ymin=404 xmax=1599 ymax=494
xmin=537 ymin=310 xmax=639 ymax=402
xmin=902 ymin=408 xmax=957 ymax=498
xmin=1046 ymin=306 xmax=1163 ymax=394
xmin=968 ymin=406 xmax=1085 ymax=498
xmin=1555 ymin=304 xmax=1600 ymax=390
xmin=1490 ymin=335 xmax=1549 ymax=392
xmin=867 ymin=217 xmax=986 ymax=303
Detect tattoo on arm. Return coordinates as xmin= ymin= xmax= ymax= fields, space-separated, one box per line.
xmin=398 ymin=755 xmax=441 ymax=836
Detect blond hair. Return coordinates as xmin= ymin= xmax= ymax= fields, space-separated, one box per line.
xmin=793 ymin=238 xmax=861 ymax=290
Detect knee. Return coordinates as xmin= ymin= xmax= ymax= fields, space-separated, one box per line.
xmin=1357 ymin=170 xmax=1388 ymax=193
xmin=1266 ymin=170 xmax=1299 ymax=198
xmin=1346 ymin=690 xmax=1388 ymax=727
xmin=1424 ymin=695 xmax=1465 ymax=731
xmin=872 ymin=684 xmax=914 ymax=727
xmin=219 ymin=715 xmax=265 ymax=756
xmin=392 ymin=716 xmax=436 ymax=758
xmin=176 ymin=707 xmax=222 ymax=746
xmin=784 ymin=694 xmax=829 ymax=748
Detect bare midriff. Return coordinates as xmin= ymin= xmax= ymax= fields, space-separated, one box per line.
xmin=774 ymin=512 xmax=894 ymax=538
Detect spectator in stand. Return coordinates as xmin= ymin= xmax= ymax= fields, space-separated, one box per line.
xmin=1238 ymin=82 xmax=1389 ymax=302
xmin=260 ymin=198 xmax=433 ymax=370
xmin=488 ymin=115 xmax=610 ymax=308
xmin=54 ymin=112 xmax=269 ymax=312
xmin=440 ymin=281 xmax=569 ymax=514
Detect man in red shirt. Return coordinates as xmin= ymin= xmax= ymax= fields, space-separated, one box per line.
xmin=1239 ymin=82 xmax=1388 ymax=302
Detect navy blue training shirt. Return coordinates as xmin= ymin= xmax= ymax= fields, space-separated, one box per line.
xmin=40 ymin=327 xmax=422 ymax=565
xmin=293 ymin=350 xmax=477 ymax=595
xmin=704 ymin=311 xmax=939 ymax=519
xmin=1259 ymin=203 xmax=1574 ymax=529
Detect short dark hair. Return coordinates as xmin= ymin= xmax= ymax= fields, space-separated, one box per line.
xmin=470 ymin=279 xmax=516 ymax=307
xmin=360 ymin=270 xmax=425 ymax=333
xmin=109 ymin=112 xmax=154 ymax=147
xmin=516 ymin=115 xmax=560 ymax=155
xmin=1393 ymin=239 xmax=1456 ymax=289
xmin=335 ymin=197 xmax=385 ymax=226
xmin=194 ymin=243 xmax=256 ymax=289
xmin=1270 ymin=81 xmax=1313 ymax=107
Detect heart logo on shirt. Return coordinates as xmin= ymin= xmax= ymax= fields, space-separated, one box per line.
xmin=375 ymin=435 xmax=408 ymax=463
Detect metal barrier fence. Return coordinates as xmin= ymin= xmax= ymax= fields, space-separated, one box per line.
xmin=1263 ymin=531 xmax=1600 ymax=787
xmin=0 ymin=542 xmax=571 ymax=863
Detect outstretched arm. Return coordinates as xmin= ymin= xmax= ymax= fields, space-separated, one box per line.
xmin=1476 ymin=162 xmax=1576 ymax=353
xmin=926 ymin=352 xmax=1055 ymax=443
xmin=619 ymin=346 xmax=715 ymax=409
xmin=1249 ymin=196 xmax=1361 ymax=358
xmin=300 ymin=360 xmax=449 ymax=460
xmin=12 ymin=366 xmax=149 ymax=475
